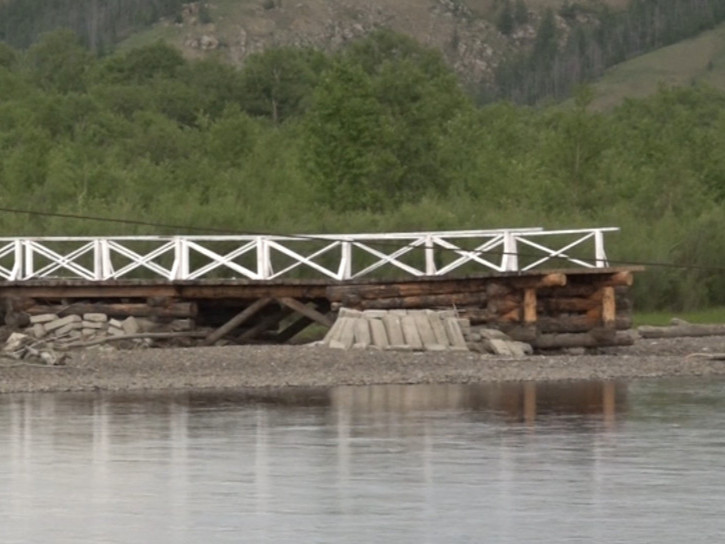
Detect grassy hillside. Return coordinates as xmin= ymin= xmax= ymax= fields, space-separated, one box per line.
xmin=590 ymin=21 xmax=725 ymax=109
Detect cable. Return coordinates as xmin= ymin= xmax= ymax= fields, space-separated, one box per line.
xmin=1 ymin=205 xmax=724 ymax=274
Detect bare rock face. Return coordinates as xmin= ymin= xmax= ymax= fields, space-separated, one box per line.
xmin=169 ymin=0 xmax=531 ymax=87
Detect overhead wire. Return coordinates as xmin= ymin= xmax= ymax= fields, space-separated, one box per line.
xmin=0 ymin=206 xmax=723 ymax=274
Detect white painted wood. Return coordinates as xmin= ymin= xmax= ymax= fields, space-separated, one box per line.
xmin=0 ymin=228 xmax=618 ymax=281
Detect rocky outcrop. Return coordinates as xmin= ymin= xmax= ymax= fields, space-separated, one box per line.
xmin=167 ymin=0 xmax=550 ymax=86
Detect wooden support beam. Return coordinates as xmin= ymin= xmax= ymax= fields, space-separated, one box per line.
xmin=353 ymin=292 xmax=488 ymax=310
xmin=275 ymin=315 xmax=314 ymax=343
xmin=202 ymin=297 xmax=272 ymax=346
xmin=237 ymin=306 xmax=292 ymax=342
xmin=601 ymin=286 xmax=616 ymax=327
xmin=277 ymin=297 xmax=334 ymax=328
xmin=523 ymin=288 xmax=537 ymax=324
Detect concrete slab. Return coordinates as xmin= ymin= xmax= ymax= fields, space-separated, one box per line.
xmin=29 ymin=314 xmax=58 ymax=324
xmin=444 ymin=317 xmax=469 ymax=350
xmin=382 ymin=313 xmax=405 ymax=347
xmin=368 ymin=318 xmax=389 ymax=349
xmin=401 ymin=315 xmax=424 ymax=350
xmin=83 ymin=313 xmax=108 ymax=323
xmin=353 ymin=318 xmax=372 ymax=348
xmin=413 ymin=312 xmax=443 ymax=351
xmin=45 ymin=314 xmax=81 ymax=332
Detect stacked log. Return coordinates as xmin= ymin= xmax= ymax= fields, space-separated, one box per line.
xmin=327 ymin=270 xmax=637 ymax=350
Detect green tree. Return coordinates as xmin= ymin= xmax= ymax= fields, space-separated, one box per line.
xmin=240 ymin=47 xmax=328 ymax=123
xmin=26 ymin=29 xmax=94 ymax=93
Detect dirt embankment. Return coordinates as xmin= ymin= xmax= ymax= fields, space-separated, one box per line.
xmin=2 ymin=335 xmax=725 ymax=394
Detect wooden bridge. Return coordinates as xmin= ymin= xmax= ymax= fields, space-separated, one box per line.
xmin=0 ymin=228 xmax=640 ymax=349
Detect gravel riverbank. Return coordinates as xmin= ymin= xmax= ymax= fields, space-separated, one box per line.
xmin=2 ymin=336 xmax=725 ymax=394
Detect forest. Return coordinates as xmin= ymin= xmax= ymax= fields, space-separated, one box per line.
xmin=0 ymin=29 xmax=724 ymax=311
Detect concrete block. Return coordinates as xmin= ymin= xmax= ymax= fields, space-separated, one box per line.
xmin=368 ymin=318 xmax=389 ymax=349
xmin=338 ymin=308 xmax=362 ymax=318
xmin=82 ymin=328 xmax=98 ymax=337
xmin=4 ymin=332 xmax=30 ymax=352
xmin=362 ymin=310 xmax=388 ymax=319
xmin=82 ymin=320 xmax=105 ymax=329
xmin=329 ymin=317 xmax=355 ymax=350
xmin=413 ymin=312 xmax=442 ymax=351
xmin=69 ymin=330 xmax=82 ymax=339
xmin=353 ymin=318 xmax=371 ymax=348
xmin=54 ymin=322 xmax=83 ymax=337
xmin=32 ymin=324 xmax=47 ymax=339
xmin=122 ymin=317 xmax=140 ymax=335
xmin=382 ymin=313 xmax=405 ymax=348
xmin=428 ymin=313 xmax=451 ymax=347
xmin=401 ymin=315 xmax=423 ymax=350
xmin=444 ymin=317 xmax=469 ymax=351
xmin=478 ymin=328 xmax=511 ymax=341
xmin=83 ymin=313 xmax=108 ymax=323
xmin=108 ymin=319 xmax=123 ymax=329
xmin=44 ymin=314 xmax=81 ymax=332
xmin=323 ymin=316 xmax=345 ymax=347
xmin=108 ymin=326 xmax=125 ymax=337
xmin=29 ymin=313 xmax=58 ymax=324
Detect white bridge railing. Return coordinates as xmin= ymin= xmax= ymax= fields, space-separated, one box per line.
xmin=0 ymin=228 xmax=618 ymax=282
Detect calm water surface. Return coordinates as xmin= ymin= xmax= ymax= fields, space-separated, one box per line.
xmin=1 ymin=379 xmax=724 ymax=543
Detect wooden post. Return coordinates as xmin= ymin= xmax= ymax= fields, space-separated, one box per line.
xmin=601 ymin=286 xmax=616 ymax=328
xmin=202 ymin=297 xmax=272 ymax=346
xmin=277 ymin=297 xmax=333 ymax=328
xmin=523 ymin=288 xmax=537 ymax=324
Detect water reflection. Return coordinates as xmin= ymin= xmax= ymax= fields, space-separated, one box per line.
xmin=1 ymin=380 xmax=724 ymax=543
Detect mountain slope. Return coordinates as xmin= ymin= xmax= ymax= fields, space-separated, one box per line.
xmin=589 ymin=21 xmax=725 ymax=109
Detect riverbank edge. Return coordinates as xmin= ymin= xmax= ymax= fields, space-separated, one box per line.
xmin=2 ymin=335 xmax=725 ymax=394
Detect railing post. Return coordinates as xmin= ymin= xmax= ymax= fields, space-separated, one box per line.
xmin=425 ymin=235 xmax=436 ymax=276
xmin=338 ymin=240 xmax=352 ymax=280
xmin=93 ymin=239 xmax=103 ymax=280
xmin=594 ymin=230 xmax=608 ymax=268
xmin=257 ymin=237 xmax=271 ymax=280
xmin=173 ymin=237 xmax=189 ymax=280
xmin=11 ymin=240 xmax=23 ymax=280
xmin=23 ymin=241 xmax=34 ymax=279
xmin=502 ymin=231 xmax=519 ymax=272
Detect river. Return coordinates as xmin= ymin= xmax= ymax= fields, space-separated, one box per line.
xmin=1 ymin=379 xmax=724 ymax=543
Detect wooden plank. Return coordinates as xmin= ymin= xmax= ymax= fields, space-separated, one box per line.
xmin=202 ymin=297 xmax=272 ymax=346
xmin=25 ymin=302 xmax=197 ymax=318
xmin=277 ymin=297 xmax=333 ymax=328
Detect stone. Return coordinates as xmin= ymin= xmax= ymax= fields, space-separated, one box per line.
xmin=32 ymin=324 xmax=47 ymax=339
xmin=108 ymin=327 xmax=125 ymax=337
xmin=108 ymin=319 xmax=123 ymax=329
xmin=29 ymin=313 xmax=58 ymax=324
xmin=54 ymin=322 xmax=83 ymax=337
xmin=83 ymin=313 xmax=108 ymax=323
xmin=4 ymin=332 xmax=30 ymax=352
xmin=170 ymin=319 xmax=194 ymax=331
xmin=82 ymin=328 xmax=98 ymax=337
xmin=45 ymin=315 xmax=82 ymax=332
xmin=122 ymin=317 xmax=140 ymax=335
